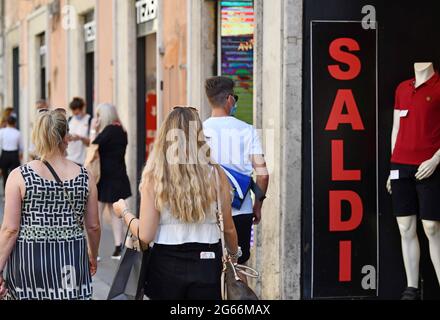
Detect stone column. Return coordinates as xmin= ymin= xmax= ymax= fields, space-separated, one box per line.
xmin=113 ymin=0 xmax=138 ymax=212
xmin=253 ymin=0 xmax=302 ymax=300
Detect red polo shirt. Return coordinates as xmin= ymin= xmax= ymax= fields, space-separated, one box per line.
xmin=391 ymin=72 xmax=440 ymax=165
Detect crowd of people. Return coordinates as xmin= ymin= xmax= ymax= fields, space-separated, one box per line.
xmin=0 ymin=76 xmax=269 ymax=300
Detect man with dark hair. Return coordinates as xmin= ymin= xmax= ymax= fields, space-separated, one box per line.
xmin=66 ymin=97 xmax=92 ymax=166
xmin=203 ymin=76 xmax=270 ymax=271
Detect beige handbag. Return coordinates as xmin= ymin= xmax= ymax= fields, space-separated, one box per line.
xmin=214 ymin=166 xmax=259 ymax=300
xmin=84 ymin=143 xmax=101 ymax=184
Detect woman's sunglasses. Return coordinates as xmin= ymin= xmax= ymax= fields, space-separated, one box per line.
xmin=173 ymin=106 xmax=199 ymax=113
xmin=38 ymin=108 xmax=67 ymax=115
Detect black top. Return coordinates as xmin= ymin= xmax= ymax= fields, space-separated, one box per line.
xmin=93 ymin=124 xmax=132 ymax=203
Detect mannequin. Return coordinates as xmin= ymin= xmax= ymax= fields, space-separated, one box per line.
xmin=388 ymin=62 xmax=440 ymax=299
xmin=414 ymin=62 xmax=435 ymax=87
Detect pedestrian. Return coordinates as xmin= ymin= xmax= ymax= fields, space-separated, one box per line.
xmin=66 ymin=97 xmax=92 ymax=166
xmin=92 ymin=103 xmax=131 ymax=260
xmin=35 ymin=99 xmax=49 ymax=111
xmin=203 ymin=76 xmax=269 ymax=273
xmin=113 ymin=107 xmax=239 ymax=300
xmin=29 ymin=99 xmax=49 ymax=161
xmin=0 ymin=115 xmax=23 ymax=192
xmin=0 ymin=108 xmax=100 ymax=300
xmin=0 ymin=107 xmax=14 ymax=129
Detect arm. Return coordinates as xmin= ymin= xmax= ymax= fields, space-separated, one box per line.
xmin=391 ymin=110 xmax=401 ymax=155
xmin=387 ymin=110 xmax=401 ymax=194
xmin=0 ymin=169 xmax=24 ymax=298
xmin=251 ymin=154 xmax=269 ymax=225
xmin=218 ymin=168 xmax=239 ymax=257
xmin=415 ymin=148 xmax=440 ymax=180
xmin=249 ymin=128 xmax=269 ymax=224
xmin=85 ymin=173 xmax=100 ymax=276
xmin=113 ymin=176 xmax=160 ymax=248
xmin=80 ymin=137 xmax=91 ymax=147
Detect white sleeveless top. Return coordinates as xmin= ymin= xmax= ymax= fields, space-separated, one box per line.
xmin=154 ymin=202 xmax=221 ymax=245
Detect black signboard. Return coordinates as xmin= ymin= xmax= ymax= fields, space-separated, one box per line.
xmin=310 ymin=21 xmax=378 ymax=298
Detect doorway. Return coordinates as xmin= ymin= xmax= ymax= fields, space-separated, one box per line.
xmin=136 ymin=33 xmax=157 ymax=205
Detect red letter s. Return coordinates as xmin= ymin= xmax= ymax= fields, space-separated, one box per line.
xmin=328 ymin=38 xmax=361 ymax=80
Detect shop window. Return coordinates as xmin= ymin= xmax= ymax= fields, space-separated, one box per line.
xmin=219 ymin=0 xmax=255 ymax=124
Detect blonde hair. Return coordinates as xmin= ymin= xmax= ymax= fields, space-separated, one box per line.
xmin=140 ymin=107 xmax=218 ymax=223
xmin=96 ymin=103 xmax=120 ymax=133
xmin=32 ymin=110 xmax=68 ymax=161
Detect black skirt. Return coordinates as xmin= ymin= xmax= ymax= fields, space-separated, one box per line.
xmin=97 ymin=174 xmax=132 ymax=203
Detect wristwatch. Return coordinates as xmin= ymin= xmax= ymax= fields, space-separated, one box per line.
xmin=229 ymin=246 xmax=243 ymax=260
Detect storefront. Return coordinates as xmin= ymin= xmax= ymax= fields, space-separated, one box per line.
xmin=218 ymin=0 xmax=255 ymax=124
xmin=302 ymin=0 xmax=440 ymax=299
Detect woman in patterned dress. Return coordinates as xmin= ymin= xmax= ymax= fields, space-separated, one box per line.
xmin=0 ymin=109 xmax=100 ymax=300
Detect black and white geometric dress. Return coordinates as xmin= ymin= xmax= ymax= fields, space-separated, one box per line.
xmin=5 ymin=164 xmax=92 ymax=300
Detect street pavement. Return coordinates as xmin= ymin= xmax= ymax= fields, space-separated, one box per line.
xmin=0 ymin=190 xmax=120 ymax=300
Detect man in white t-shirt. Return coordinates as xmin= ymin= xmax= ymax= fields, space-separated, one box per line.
xmin=203 ymin=76 xmax=270 ymax=267
xmin=66 ymin=97 xmax=92 ymax=166
xmin=0 ymin=115 xmax=23 ymax=191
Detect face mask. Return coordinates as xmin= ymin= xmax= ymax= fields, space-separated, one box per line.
xmin=74 ymin=114 xmax=83 ymax=120
xmin=230 ymin=103 xmax=238 ymax=116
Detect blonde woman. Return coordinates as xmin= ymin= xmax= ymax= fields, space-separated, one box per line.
xmin=91 ymin=103 xmax=131 ymax=259
xmin=113 ymin=107 xmax=239 ymax=300
xmin=0 ymin=109 xmax=100 ymax=300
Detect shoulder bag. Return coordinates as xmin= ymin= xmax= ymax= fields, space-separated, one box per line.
xmin=214 ymin=166 xmax=260 ymax=300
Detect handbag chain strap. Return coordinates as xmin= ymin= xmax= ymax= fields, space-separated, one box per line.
xmin=214 ymin=167 xmax=259 ymax=288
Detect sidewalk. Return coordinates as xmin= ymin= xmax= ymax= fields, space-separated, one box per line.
xmin=0 ymin=193 xmax=119 ymax=300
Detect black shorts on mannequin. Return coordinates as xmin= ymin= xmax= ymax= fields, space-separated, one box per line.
xmin=390 ymin=163 xmax=440 ymax=221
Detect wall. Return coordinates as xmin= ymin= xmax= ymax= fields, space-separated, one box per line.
xmin=161 ymin=0 xmax=187 ymax=115
xmin=187 ymin=0 xmax=217 ymax=120
xmin=96 ymin=0 xmax=113 ymax=105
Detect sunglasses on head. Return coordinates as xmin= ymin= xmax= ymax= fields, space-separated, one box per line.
xmin=173 ymin=106 xmax=199 ymax=113
xmin=38 ymin=108 xmax=67 ymax=115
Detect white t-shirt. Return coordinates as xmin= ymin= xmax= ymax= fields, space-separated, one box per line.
xmin=0 ymin=127 xmax=23 ymax=152
xmin=66 ymin=114 xmax=91 ymax=165
xmin=203 ymin=116 xmax=264 ymax=216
